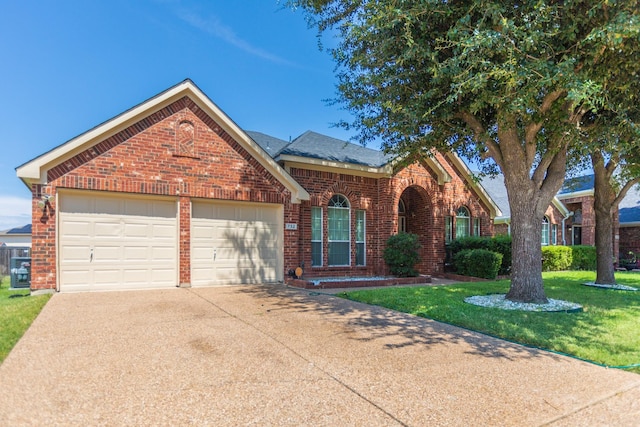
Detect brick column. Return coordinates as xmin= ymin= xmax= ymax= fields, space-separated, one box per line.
xmin=179 ymin=196 xmax=191 ymax=287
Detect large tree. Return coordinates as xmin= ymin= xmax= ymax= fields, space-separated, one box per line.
xmin=291 ymin=0 xmax=640 ymax=302
xmin=591 ymin=149 xmax=640 ymax=284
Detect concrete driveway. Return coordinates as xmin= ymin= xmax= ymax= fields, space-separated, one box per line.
xmin=1 ymin=285 xmax=639 ymax=426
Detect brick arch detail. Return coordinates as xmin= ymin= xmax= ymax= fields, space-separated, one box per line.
xmin=393 ymin=179 xmax=436 ymax=213
xmin=317 ymin=182 xmax=362 ymax=209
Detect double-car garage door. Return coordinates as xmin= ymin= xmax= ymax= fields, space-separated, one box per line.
xmin=58 ymin=191 xmax=282 ymax=292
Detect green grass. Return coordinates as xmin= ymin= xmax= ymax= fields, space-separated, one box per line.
xmin=338 ymin=271 xmax=640 ymax=374
xmin=0 ymin=275 xmax=51 ymax=363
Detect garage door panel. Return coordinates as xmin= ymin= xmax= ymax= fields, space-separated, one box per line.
xmin=61 ymin=245 xmax=92 ymax=262
xmin=151 ymin=223 xmax=177 ymax=239
xmin=93 ymin=221 xmax=122 ymax=238
xmin=151 ymin=246 xmax=176 ymax=260
xmin=191 ymin=200 xmax=282 ymax=287
xmin=59 ymin=192 xmax=177 ymax=292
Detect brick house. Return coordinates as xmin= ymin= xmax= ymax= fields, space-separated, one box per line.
xmin=481 ymin=175 xmax=571 ymax=245
xmin=483 ymin=173 xmax=640 ymax=266
xmin=614 ymin=185 xmax=640 ymax=266
xmin=17 ymin=80 xmax=499 ymax=292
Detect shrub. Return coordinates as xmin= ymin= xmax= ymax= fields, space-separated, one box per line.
xmin=453 ymin=249 xmax=503 ymax=279
xmin=383 ymin=233 xmax=422 ymax=277
xmin=450 ymin=235 xmax=511 ymax=275
xmin=487 ymin=235 xmax=512 ymax=275
xmin=571 ymin=245 xmax=597 ymax=270
xmin=541 ymin=246 xmax=572 ymax=271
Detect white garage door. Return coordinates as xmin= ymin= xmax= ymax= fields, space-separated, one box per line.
xmin=191 ymin=200 xmax=283 ymax=286
xmin=59 ymin=191 xmax=178 ymax=292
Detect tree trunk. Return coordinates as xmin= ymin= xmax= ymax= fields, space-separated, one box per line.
xmin=592 ymin=158 xmax=617 ymax=285
xmin=505 ymin=190 xmax=548 ymax=303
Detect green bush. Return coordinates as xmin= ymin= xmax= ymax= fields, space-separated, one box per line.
xmin=383 ymin=233 xmax=422 ymax=277
xmin=449 ymin=235 xmax=511 ymax=275
xmin=571 ymin=245 xmax=597 ymax=270
xmin=453 ymin=249 xmax=503 ymax=279
xmin=542 ymin=246 xmax=572 ymax=271
xmin=488 ymin=235 xmax=512 ymax=275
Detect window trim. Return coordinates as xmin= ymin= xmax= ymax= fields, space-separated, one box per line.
xmin=311 ymin=206 xmax=323 ymax=267
xmin=542 ymin=216 xmax=550 ymax=246
xmin=356 ymin=210 xmax=366 ymax=266
xmin=445 ymin=215 xmax=453 ymax=243
xmin=398 ymin=199 xmax=407 ymax=233
xmin=328 ymin=194 xmax=351 ymax=266
xmin=456 ymin=206 xmax=471 ymax=239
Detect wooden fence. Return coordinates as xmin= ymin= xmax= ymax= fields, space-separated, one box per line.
xmin=0 ymin=247 xmax=31 ymax=276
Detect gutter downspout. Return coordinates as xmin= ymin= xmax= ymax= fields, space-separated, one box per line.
xmin=562 ymin=211 xmax=574 ymax=245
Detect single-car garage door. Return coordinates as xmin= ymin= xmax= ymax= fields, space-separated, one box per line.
xmin=59 ymin=191 xmax=178 ymax=292
xmin=191 ymin=200 xmax=283 ymax=286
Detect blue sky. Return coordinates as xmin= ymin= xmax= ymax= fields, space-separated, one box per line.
xmin=0 ymin=0 xmax=357 ymax=230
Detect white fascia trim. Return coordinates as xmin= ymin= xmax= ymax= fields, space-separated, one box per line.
xmin=421 ymin=155 xmax=452 ymax=185
xmin=620 ymin=221 xmax=640 ymax=228
xmin=551 ymin=197 xmax=571 ymax=216
xmin=278 ymin=154 xmax=394 ymax=177
xmin=388 ymin=150 xmax=452 ymax=185
xmin=556 ymin=189 xmax=594 ymax=200
xmin=16 ymin=80 xmax=309 ymax=204
xmin=444 ymin=153 xmax=503 ymax=218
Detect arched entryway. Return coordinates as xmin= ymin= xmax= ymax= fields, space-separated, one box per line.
xmin=397 ymin=185 xmax=437 ymax=274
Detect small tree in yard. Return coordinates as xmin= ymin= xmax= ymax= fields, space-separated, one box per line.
xmin=290 ymin=0 xmax=640 ymax=302
xmin=384 ymin=233 xmax=421 ymax=277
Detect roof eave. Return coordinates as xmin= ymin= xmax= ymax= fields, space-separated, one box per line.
xmin=277 ymin=154 xmax=393 ymax=177
xmin=444 ymin=153 xmax=503 ymax=218
xmin=557 ymin=189 xmax=594 ymax=200
xmin=15 ymin=80 xmax=310 ymax=204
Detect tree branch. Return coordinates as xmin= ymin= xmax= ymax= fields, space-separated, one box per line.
xmin=524 ymin=89 xmax=567 ymax=166
xmin=456 ymin=111 xmax=504 ymax=167
xmin=613 ymin=177 xmax=640 ymax=208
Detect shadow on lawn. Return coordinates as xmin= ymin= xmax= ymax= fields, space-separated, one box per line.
xmin=233 ymin=283 xmax=566 ymax=363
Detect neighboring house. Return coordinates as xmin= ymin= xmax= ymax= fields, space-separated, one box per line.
xmin=556 ymin=174 xmax=599 ymax=247
xmin=480 ymin=175 xmax=571 ymax=245
xmin=0 ymin=224 xmax=32 ymax=247
xmin=618 ymin=186 xmax=640 ymax=259
xmin=16 ymin=79 xmax=500 ymax=293
xmin=483 ymin=172 xmax=640 ymax=264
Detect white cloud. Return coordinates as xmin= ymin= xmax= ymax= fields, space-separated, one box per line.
xmin=177 ymin=10 xmax=298 ymax=67
xmin=0 ymin=195 xmax=31 ymax=231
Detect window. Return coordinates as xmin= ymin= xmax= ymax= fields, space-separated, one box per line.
xmin=541 ymin=216 xmax=550 ymax=246
xmin=551 ymin=224 xmax=558 ymax=246
xmin=356 ymin=210 xmax=366 ymax=266
xmin=473 ymin=218 xmax=481 ymax=237
xmin=328 ymin=195 xmax=350 ymax=266
xmin=398 ymin=199 xmax=407 ymax=233
xmin=445 ymin=216 xmax=453 ymax=242
xmin=311 ymin=207 xmax=322 ymax=266
xmin=456 ymin=207 xmax=470 ymax=239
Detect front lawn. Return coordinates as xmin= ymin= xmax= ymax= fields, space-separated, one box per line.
xmin=0 ymin=276 xmax=51 ymax=363
xmin=337 ymin=271 xmax=640 ymax=373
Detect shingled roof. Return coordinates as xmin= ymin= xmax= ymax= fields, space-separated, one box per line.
xmin=619 ymin=186 xmax=640 ymax=224
xmin=248 ymin=130 xmax=392 ymax=167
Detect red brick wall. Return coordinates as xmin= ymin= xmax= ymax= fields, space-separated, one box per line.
xmin=30 ymin=97 xmax=495 ymax=290
xmin=288 ymin=153 xmax=494 ymax=278
xmin=30 ymin=99 xmax=291 ymax=290
xmin=562 ymin=196 xmax=595 ymax=246
xmin=620 ymin=226 xmax=640 ymax=258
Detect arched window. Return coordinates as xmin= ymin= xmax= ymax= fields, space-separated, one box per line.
xmin=456 ymin=207 xmax=470 ymax=239
xmin=398 ymin=199 xmax=407 ymax=233
xmin=328 ymin=195 xmax=350 ymax=266
xmin=542 ymin=216 xmax=550 ymax=246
